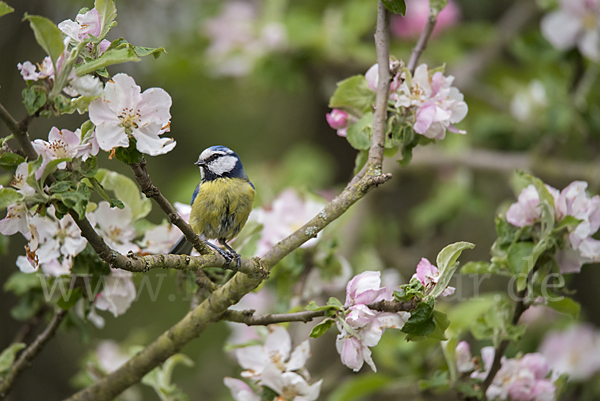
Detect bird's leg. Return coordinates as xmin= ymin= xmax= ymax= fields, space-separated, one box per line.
xmin=219 ymin=239 xmax=241 ymax=269
xmin=204 ymin=240 xmax=233 ymax=267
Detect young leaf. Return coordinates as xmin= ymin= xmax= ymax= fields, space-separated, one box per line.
xmin=431 ymin=241 xmax=475 ymax=298
xmin=430 ymin=0 xmax=448 ymax=15
xmin=0 ymin=2 xmax=14 ymax=18
xmin=0 ymin=343 xmax=26 ymax=373
xmin=23 ymin=15 xmax=65 ymax=66
xmin=22 ymin=85 xmax=47 ymax=116
xmin=309 ymin=319 xmax=335 ymax=338
xmin=0 ymin=188 xmax=24 ymax=210
xmin=98 ymin=169 xmax=151 ymax=221
xmin=346 ymin=112 xmax=373 ymax=150
xmin=401 ymin=301 xmax=435 ymax=339
xmin=75 ymin=47 xmax=140 ymax=76
xmin=0 ymin=152 xmax=25 ymax=170
xmin=382 ymin=0 xmax=406 ymax=15
xmin=507 ymin=241 xmax=535 ymax=275
xmin=94 ymin=0 xmax=117 ymax=38
xmin=328 ymin=75 xmax=376 ymax=114
xmin=546 ymin=297 xmax=580 ymax=318
xmin=40 ymin=157 xmax=72 ymax=185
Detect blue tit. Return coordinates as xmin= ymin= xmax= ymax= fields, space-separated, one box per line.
xmin=170 ymin=145 xmax=255 ymax=266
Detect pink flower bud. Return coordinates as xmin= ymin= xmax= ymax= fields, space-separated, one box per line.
xmin=326 ymin=109 xmax=349 ymax=130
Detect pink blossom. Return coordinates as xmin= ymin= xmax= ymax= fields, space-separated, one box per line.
xmin=250 ymin=189 xmax=325 ymax=256
xmin=223 ymin=377 xmax=260 ymax=401
xmin=326 ymin=109 xmax=351 ymax=137
xmin=92 ymin=202 xmax=139 ymax=254
xmin=412 ymin=258 xmax=455 ymax=297
xmin=32 ymin=127 xmax=98 ymax=180
xmin=89 ymin=73 xmax=175 ymax=156
xmin=541 ymin=0 xmax=600 ymax=61
xmin=471 ymin=347 xmax=556 ymax=401
xmin=364 ymin=62 xmax=401 ymax=92
xmin=395 ymin=64 xmax=468 ymax=139
xmin=95 ymin=269 xmax=137 ymax=317
xmin=539 ymin=324 xmax=600 ymax=381
xmin=456 ymin=341 xmax=476 ymax=373
xmin=58 ymin=8 xmax=102 ymax=43
xmin=345 ymin=271 xmax=388 ymax=306
xmin=391 ymin=0 xmax=460 ymax=39
xmin=17 ymin=57 xmax=54 ymax=82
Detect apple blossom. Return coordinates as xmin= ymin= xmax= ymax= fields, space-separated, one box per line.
xmin=510 ymin=80 xmax=548 ymax=122
xmin=506 ymin=181 xmax=600 ymax=273
xmin=326 ymin=109 xmax=351 ymax=137
xmin=391 ymin=0 xmax=460 ymax=39
xmin=223 ymin=377 xmax=260 ymax=401
xmin=92 ymin=202 xmax=140 ymax=254
xmin=456 ymin=341 xmax=476 ymax=373
xmin=541 ymin=0 xmax=600 ymax=61
xmin=96 ymin=340 xmax=130 ymax=374
xmin=539 ymin=324 xmax=600 ymax=381
xmin=88 ymin=73 xmax=175 ymax=156
xmin=364 ymin=62 xmax=401 ymax=93
xmin=95 ymin=268 xmax=137 ymax=317
xmin=140 ymin=224 xmax=183 ymax=255
xmin=203 ymin=1 xmax=287 ymax=76
xmin=32 ymin=127 xmax=99 ymax=180
xmin=250 ymin=189 xmax=326 ymax=256
xmin=336 ymin=271 xmax=408 ymax=372
xmin=471 ymin=347 xmax=556 ymax=401
xmin=58 ymin=8 xmax=102 ymax=43
xmin=17 ymin=57 xmax=53 ymax=81
xmin=236 ymin=325 xmax=310 ymax=380
xmin=261 ymin=363 xmax=322 ymax=401
xmin=412 ymin=257 xmax=455 ymax=296
xmin=395 ymin=64 xmax=468 ymax=140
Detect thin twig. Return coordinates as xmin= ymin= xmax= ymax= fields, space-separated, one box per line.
xmin=479 ymin=288 xmax=530 ymax=397
xmin=0 ymin=102 xmax=37 ymax=161
xmin=407 ymin=7 xmax=437 ymax=74
xmin=0 ymin=309 xmax=66 ymax=398
xmin=366 ymin=1 xmax=391 ymax=175
xmin=223 ymin=298 xmax=417 ymax=326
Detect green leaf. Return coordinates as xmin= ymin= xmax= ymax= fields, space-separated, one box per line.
xmin=4 ymin=272 xmax=42 ymax=296
xmin=0 ymin=343 xmax=26 ymax=373
xmin=309 ymin=319 xmax=335 ymax=338
xmin=353 ymin=150 xmax=368 ymax=175
xmin=418 ymin=370 xmax=449 ymax=391
xmin=328 ymin=373 xmax=392 ymax=401
xmin=431 ymin=241 xmax=474 ymax=298
xmin=394 ymin=276 xmax=424 ymax=302
xmin=75 ymin=47 xmax=140 ymax=76
xmin=50 ymin=181 xmax=92 ymax=219
xmin=328 ymin=75 xmax=376 ymax=114
xmin=346 ymin=112 xmax=373 ymax=150
xmin=397 ymin=127 xmax=420 ymax=167
xmin=471 ymin=300 xmax=526 ymax=346
xmin=327 ymin=297 xmax=344 ymax=309
xmin=517 ymin=172 xmax=555 ymax=234
xmin=507 ymin=241 xmax=535 ymax=275
xmin=0 ymin=2 xmax=15 ymax=18
xmin=57 ymin=287 xmax=82 ymax=310
xmin=461 ymin=261 xmax=507 ymax=275
xmin=0 ymin=152 xmax=25 ymax=170
xmin=546 ymin=297 xmax=580 ymax=318
xmin=22 ymin=85 xmax=47 ymax=116
xmin=94 ymin=0 xmax=117 ymax=38
xmin=113 ymin=137 xmax=144 ymax=164
xmin=133 ymin=45 xmax=167 ymax=59
xmin=401 ymin=301 xmax=435 ymax=339
xmin=98 ymin=169 xmax=151 ymax=221
xmin=430 ymin=0 xmax=448 ymax=15
xmin=80 ymin=156 xmax=98 ymax=178
xmin=24 ymin=15 xmax=65 ymax=67
xmin=40 ymin=157 xmax=72 ymax=185
xmin=555 ymin=215 xmax=583 ymax=230
xmin=382 ymin=0 xmax=406 ymax=15
xmin=0 ymin=187 xmax=24 ymax=210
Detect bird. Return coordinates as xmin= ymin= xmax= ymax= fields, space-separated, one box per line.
xmin=170 ymin=145 xmax=255 ymax=267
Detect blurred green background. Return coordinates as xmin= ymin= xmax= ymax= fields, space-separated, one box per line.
xmin=1 ymin=0 xmax=600 ymax=400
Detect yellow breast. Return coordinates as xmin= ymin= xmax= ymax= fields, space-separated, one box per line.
xmin=189 ymin=178 xmax=255 ymax=241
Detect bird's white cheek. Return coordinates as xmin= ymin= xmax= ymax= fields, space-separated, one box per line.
xmin=210 ymin=156 xmax=237 ymax=175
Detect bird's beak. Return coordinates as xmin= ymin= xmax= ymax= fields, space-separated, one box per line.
xmin=195 ymin=160 xmax=206 ymax=167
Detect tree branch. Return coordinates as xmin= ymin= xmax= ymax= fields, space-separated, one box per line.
xmin=407 ymin=7 xmax=438 ymax=75
xmin=0 ymin=309 xmax=66 ymax=398
xmin=366 ymin=1 xmax=391 ymax=175
xmin=0 ymin=102 xmax=37 ymax=161
xmin=223 ymin=298 xmax=417 ymax=326
xmin=129 ymin=160 xmax=211 ymax=256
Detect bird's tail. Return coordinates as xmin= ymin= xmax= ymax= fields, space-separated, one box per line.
xmin=169 ymin=235 xmax=193 ymax=255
